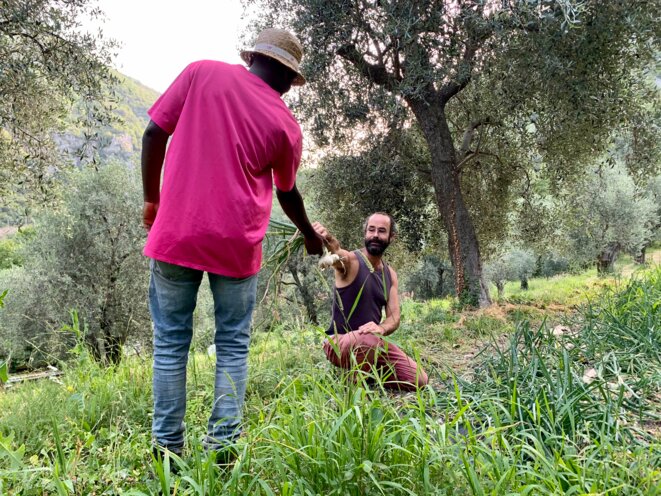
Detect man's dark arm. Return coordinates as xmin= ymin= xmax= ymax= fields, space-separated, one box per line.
xmin=276 ymin=184 xmax=324 ymax=255
xmin=142 ymin=120 xmax=169 ymax=203
xmin=141 ymin=120 xmax=170 ymax=230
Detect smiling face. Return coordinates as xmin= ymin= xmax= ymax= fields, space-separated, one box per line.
xmin=363 ymin=213 xmax=393 ymax=256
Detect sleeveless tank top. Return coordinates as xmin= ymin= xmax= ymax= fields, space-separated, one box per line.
xmin=327 ymin=250 xmax=392 ymax=335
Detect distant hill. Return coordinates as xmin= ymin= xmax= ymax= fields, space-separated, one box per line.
xmin=106 ymin=72 xmax=161 ymax=158
xmin=54 ymin=71 xmax=160 ymax=165
xmin=0 ymin=73 xmax=159 ymax=227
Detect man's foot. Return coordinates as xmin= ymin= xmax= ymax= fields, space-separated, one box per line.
xmin=152 ymin=445 xmax=183 ymax=475
xmin=212 ymin=445 xmax=238 ymax=469
xmin=203 ymin=435 xmax=240 ymax=469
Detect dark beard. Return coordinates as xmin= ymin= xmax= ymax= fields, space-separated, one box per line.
xmin=365 ymin=238 xmax=389 ymax=256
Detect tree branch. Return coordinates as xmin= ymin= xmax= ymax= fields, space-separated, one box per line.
xmin=456 ymin=150 xmax=503 ymax=172
xmin=337 ymin=43 xmax=401 ymax=92
xmin=459 ymin=118 xmax=496 ymax=159
xmin=439 ymin=41 xmax=478 ymax=104
xmin=439 ymin=4 xmax=493 ymax=104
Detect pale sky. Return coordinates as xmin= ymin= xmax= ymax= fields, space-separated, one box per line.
xmin=88 ymin=0 xmax=248 ymax=93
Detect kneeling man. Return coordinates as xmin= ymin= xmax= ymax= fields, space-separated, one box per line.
xmin=314 ymin=213 xmax=428 ymax=391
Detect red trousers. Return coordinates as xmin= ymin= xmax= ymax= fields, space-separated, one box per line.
xmin=323 ymin=332 xmax=428 ymax=391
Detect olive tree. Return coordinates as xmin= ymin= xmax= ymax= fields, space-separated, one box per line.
xmin=0 ymin=164 xmax=149 ymax=366
xmin=247 ymin=0 xmax=660 ymax=307
xmin=565 ymin=165 xmax=658 ymax=273
xmin=0 ymin=0 xmax=117 ymax=203
xmin=485 ymin=248 xmax=536 ymax=299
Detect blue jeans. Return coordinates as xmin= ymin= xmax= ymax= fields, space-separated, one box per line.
xmin=149 ymin=259 xmax=257 ymax=451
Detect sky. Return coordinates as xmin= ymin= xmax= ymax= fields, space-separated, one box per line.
xmin=87 ymin=0 xmax=248 ymax=93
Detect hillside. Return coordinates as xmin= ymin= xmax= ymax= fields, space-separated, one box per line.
xmin=54 ymin=71 xmax=160 ymax=166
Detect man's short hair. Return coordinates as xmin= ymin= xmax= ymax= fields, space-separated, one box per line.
xmin=363 ymin=212 xmax=397 ymax=238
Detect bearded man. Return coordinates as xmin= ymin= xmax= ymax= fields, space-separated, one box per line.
xmin=313 ymin=213 xmax=428 ymax=391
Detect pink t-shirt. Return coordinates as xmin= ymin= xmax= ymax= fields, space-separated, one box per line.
xmin=144 ymin=60 xmax=302 ymax=277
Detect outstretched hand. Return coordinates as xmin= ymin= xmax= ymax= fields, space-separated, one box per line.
xmin=304 ymin=231 xmax=324 ymax=256
xmin=312 ymin=221 xmax=340 ymax=252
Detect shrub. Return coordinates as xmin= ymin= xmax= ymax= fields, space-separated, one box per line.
xmin=0 ymin=164 xmax=150 ymax=368
xmin=536 ymin=251 xmax=570 ymax=278
xmin=0 ymin=239 xmax=22 ymax=269
xmin=405 ymin=255 xmax=454 ymax=300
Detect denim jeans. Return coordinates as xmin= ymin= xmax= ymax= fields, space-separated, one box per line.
xmin=149 ymin=259 xmax=257 ymax=451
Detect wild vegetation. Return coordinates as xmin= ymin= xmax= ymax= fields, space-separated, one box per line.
xmin=0 ymin=263 xmax=659 ymax=494
xmin=1 ymin=0 xmax=660 ymax=494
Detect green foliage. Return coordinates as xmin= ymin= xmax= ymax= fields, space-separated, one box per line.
xmin=405 ymin=254 xmax=454 ymax=300
xmin=1 ymin=266 xmax=660 ymax=493
xmin=565 ymin=165 xmax=658 ymax=270
xmin=0 ymin=238 xmax=22 ymax=270
xmin=311 ymin=128 xmax=440 ymax=252
xmin=0 ymin=0 xmax=118 ymax=203
xmin=0 ymin=164 xmax=149 ymax=368
xmin=0 ymin=227 xmax=33 ymax=270
xmin=537 ymin=251 xmax=570 ymax=278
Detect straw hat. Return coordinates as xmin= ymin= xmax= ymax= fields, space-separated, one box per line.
xmin=241 ymin=28 xmax=306 ymax=86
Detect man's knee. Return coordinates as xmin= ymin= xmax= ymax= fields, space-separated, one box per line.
xmin=415 ymin=369 xmax=429 ymax=388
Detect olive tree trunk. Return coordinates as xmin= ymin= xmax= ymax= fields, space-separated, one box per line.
xmin=634 ymin=246 xmax=646 ymax=264
xmin=597 ymin=243 xmax=619 ymax=274
xmin=496 ymin=281 xmax=505 ymax=300
xmin=410 ymin=99 xmax=491 ymax=307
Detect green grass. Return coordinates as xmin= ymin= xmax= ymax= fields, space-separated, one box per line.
xmin=1 ymin=267 xmax=660 ymax=494
xmin=493 ymin=268 xmax=609 ymax=307
xmin=493 ymin=250 xmax=660 ymax=307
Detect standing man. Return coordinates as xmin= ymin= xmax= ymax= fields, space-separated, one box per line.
xmin=141 ymin=28 xmax=323 ymax=460
xmin=314 ymin=214 xmax=428 ymax=391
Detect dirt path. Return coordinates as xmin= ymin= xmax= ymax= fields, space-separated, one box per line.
xmin=0 ymin=226 xmax=18 ymax=239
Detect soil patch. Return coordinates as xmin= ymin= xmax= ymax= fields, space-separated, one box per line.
xmin=0 ymin=226 xmax=18 ymax=239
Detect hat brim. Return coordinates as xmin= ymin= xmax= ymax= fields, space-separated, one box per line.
xmin=241 ymin=49 xmax=306 ymax=86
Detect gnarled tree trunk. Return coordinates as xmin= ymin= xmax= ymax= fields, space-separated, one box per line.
xmin=597 ymin=243 xmax=619 ymax=274
xmin=496 ymin=281 xmax=505 ymax=300
xmin=410 ymin=100 xmax=491 ymax=308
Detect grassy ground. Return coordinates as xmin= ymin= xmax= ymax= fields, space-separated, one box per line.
xmin=0 ymin=263 xmax=659 ymax=494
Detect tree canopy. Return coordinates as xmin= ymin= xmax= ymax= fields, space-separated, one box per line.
xmin=0 ymin=0 xmax=117 ymax=203
xmin=248 ymin=0 xmax=660 ymax=306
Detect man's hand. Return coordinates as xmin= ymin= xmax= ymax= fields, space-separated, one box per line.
xmin=143 ymin=201 xmax=159 ymax=231
xmin=356 ymin=321 xmax=385 ymax=335
xmin=313 ymin=222 xmax=340 ymax=252
xmin=304 ymin=232 xmax=324 ymax=256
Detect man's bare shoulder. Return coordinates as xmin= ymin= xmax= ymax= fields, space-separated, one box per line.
xmin=387 ymin=264 xmax=399 ymax=283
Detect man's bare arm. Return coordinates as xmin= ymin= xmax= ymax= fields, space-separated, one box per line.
xmin=312 ymin=222 xmax=355 ymax=277
xmin=141 ymin=120 xmax=170 ymax=230
xmin=276 ymin=185 xmax=324 ymax=256
xmin=380 ymin=267 xmax=401 ymax=335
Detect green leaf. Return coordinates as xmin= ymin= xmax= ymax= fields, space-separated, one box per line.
xmin=0 ymin=360 xmax=7 ymax=383
xmin=361 ymin=460 xmax=373 ymax=473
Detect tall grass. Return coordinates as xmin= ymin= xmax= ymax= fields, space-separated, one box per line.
xmin=0 ymin=268 xmax=659 ymax=494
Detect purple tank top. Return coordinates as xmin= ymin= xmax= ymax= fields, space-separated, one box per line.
xmin=327 ymin=250 xmax=392 ymax=335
